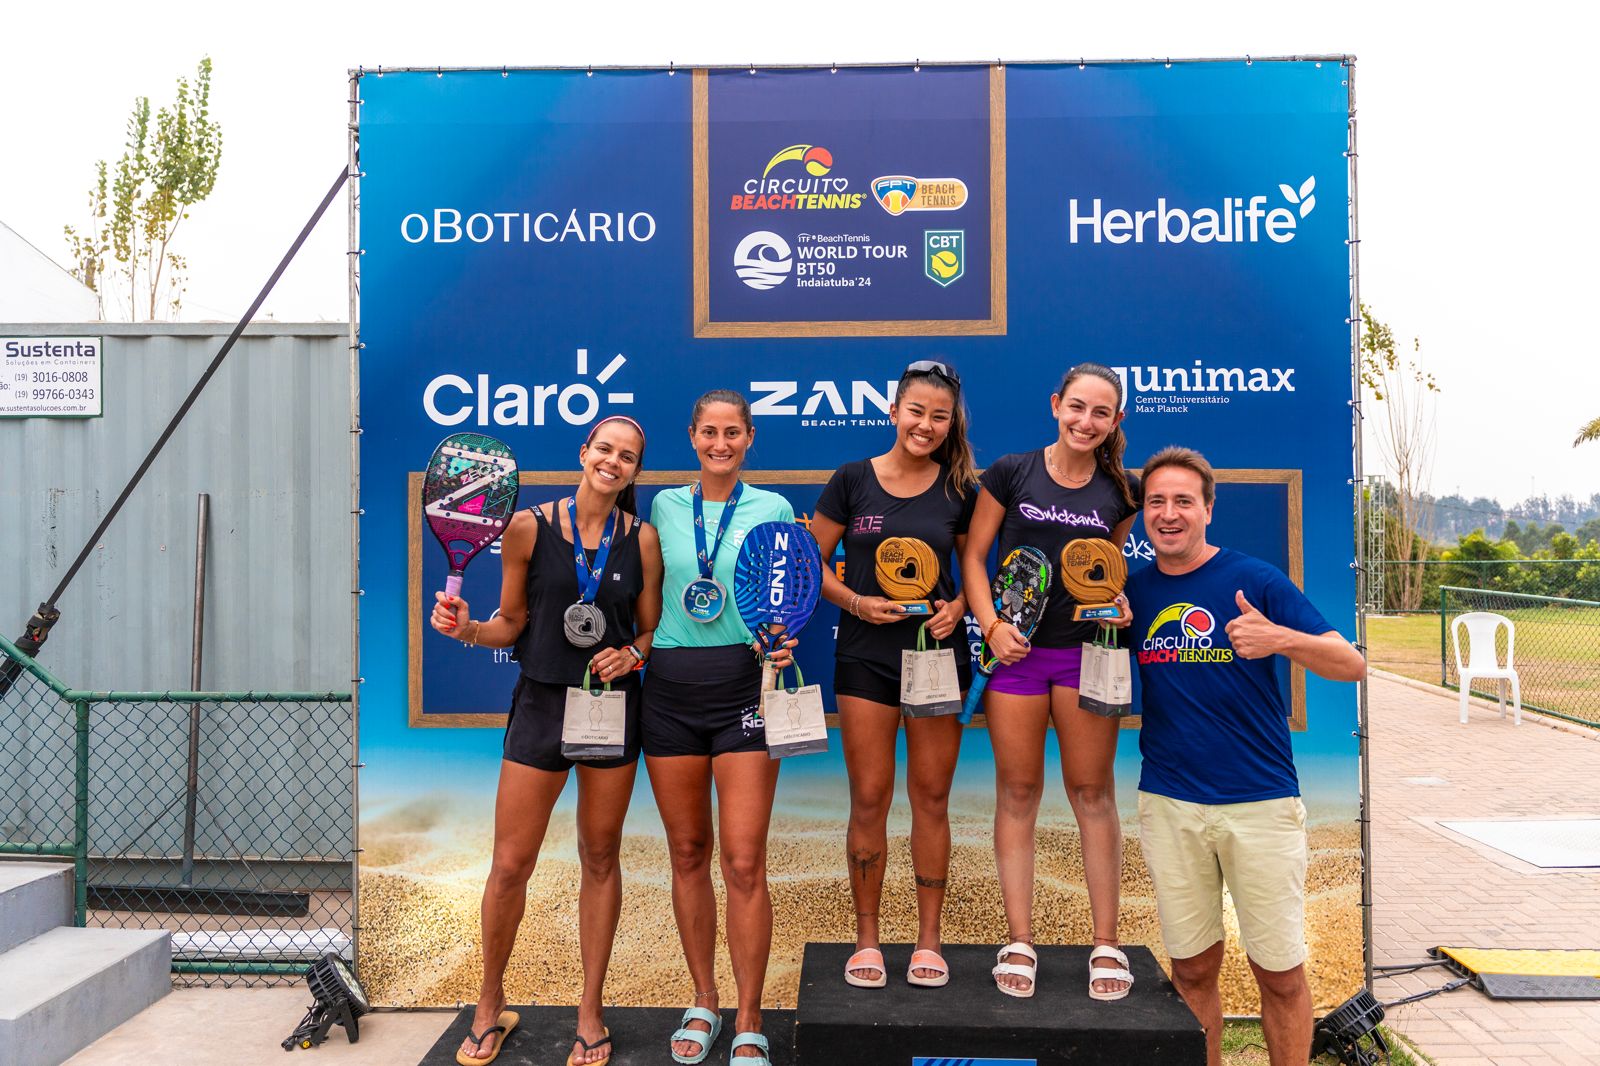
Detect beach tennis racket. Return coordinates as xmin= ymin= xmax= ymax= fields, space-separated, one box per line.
xmin=958 ymin=546 xmax=1052 ymax=723
xmin=423 ymin=432 xmax=519 ymax=601
xmin=734 ymin=521 xmax=824 ymax=662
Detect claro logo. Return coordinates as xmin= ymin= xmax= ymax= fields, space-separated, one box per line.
xmin=423 ymin=349 xmax=633 ymax=427
xmin=1069 ymin=177 xmax=1318 ymax=245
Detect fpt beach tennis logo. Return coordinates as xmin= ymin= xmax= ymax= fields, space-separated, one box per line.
xmin=730 ymin=144 xmax=865 ymax=211
xmin=734 ymin=231 xmax=794 ymax=290
xmin=1069 ymin=176 xmax=1317 ymax=245
xmin=1139 ymin=602 xmax=1233 ymax=665
xmin=872 ymin=175 xmax=971 ymax=216
xmin=925 ymin=231 xmax=964 ymax=286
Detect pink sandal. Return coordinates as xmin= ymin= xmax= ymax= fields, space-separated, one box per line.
xmin=906 ymin=949 xmax=950 ymax=988
xmin=844 ymin=947 xmax=887 ymax=988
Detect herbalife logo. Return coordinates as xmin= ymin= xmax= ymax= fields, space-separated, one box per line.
xmin=1069 ymin=176 xmax=1318 ymax=245
xmin=423 ymin=348 xmax=634 ymax=427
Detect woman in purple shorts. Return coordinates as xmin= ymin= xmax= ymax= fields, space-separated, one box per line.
xmin=959 ymin=363 xmax=1140 ymax=1002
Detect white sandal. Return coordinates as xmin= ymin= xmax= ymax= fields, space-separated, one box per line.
xmin=1087 ymin=944 xmax=1134 ymax=1002
xmin=991 ymin=941 xmax=1038 ymax=998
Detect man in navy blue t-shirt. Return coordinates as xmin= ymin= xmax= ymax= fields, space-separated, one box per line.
xmin=1119 ymin=447 xmax=1364 ymax=1066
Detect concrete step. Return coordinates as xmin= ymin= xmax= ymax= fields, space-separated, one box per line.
xmin=0 ymin=862 xmax=72 ymax=954
xmin=0 ymin=927 xmax=170 ymax=1066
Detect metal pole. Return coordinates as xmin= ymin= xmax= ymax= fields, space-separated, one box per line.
xmin=346 ymin=69 xmax=365 ymax=973
xmin=74 ymin=698 xmax=89 ymax=926
xmin=181 ymin=493 xmax=209 ymax=887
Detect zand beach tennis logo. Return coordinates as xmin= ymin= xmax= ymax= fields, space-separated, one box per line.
xmin=1139 ymin=602 xmax=1233 ymax=665
xmin=730 ymin=144 xmax=864 ymax=210
xmin=872 ymin=175 xmax=970 ymax=216
xmin=925 ymin=231 xmax=964 ymax=286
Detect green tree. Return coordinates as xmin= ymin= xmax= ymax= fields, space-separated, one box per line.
xmin=1362 ymin=305 xmax=1441 ymax=610
xmin=63 ymin=57 xmax=222 ymax=320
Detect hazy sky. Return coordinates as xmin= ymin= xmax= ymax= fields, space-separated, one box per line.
xmin=4 ymin=1 xmax=1594 ymax=505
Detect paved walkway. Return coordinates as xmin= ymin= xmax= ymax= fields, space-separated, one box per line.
xmin=1370 ymin=670 xmax=1600 ymax=1064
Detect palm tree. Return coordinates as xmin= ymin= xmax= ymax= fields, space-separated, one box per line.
xmin=1576 ymin=417 xmax=1600 ymax=447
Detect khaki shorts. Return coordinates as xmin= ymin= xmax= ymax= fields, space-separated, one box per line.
xmin=1137 ymin=791 xmax=1309 ymax=972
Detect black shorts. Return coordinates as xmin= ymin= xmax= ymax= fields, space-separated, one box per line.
xmin=504 ymin=674 xmax=642 ymax=772
xmin=833 ymin=655 xmax=973 ymax=708
xmin=642 ymin=644 xmax=766 ymax=757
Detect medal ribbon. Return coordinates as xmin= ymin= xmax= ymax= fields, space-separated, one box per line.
xmin=567 ymin=497 xmax=619 ymax=604
xmin=692 ymin=480 xmax=744 ymax=581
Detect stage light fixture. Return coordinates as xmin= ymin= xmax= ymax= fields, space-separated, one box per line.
xmin=281 ymin=953 xmax=370 ymax=1051
xmin=1310 ymin=988 xmax=1389 ymax=1066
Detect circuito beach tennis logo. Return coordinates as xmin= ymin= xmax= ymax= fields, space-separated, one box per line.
xmin=730 ymin=144 xmax=863 ymax=211
xmin=1139 ymin=602 xmax=1232 ymax=665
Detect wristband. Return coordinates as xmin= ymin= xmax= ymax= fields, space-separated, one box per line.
xmin=624 ymin=644 xmax=646 ymax=667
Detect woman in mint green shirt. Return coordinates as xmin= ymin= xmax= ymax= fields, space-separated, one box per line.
xmin=644 ymin=390 xmax=793 ymax=1066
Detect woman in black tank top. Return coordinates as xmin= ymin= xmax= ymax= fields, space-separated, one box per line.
xmin=429 ymin=416 xmax=663 ymax=1065
xmin=810 ymin=360 xmax=977 ymax=990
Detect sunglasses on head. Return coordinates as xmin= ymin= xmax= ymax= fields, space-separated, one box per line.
xmin=902 ymin=359 xmax=961 ymax=390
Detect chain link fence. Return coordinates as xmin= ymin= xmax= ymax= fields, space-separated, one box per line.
xmin=1372 ymin=559 xmax=1600 ymax=614
xmin=1438 ymin=587 xmax=1600 ymax=728
xmin=1 ymin=634 xmax=354 ymax=986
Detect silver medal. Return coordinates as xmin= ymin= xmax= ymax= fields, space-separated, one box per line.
xmin=563 ymin=602 xmax=606 ymax=648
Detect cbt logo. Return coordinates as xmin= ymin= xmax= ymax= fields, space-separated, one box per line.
xmin=1069 ymin=176 xmax=1318 ymax=245
xmin=734 ymin=231 xmax=793 ymax=290
xmin=422 ymin=348 xmax=633 ymax=427
xmin=925 ymin=230 xmax=964 ymax=287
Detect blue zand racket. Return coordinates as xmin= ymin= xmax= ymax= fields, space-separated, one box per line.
xmin=423 ymin=432 xmax=519 ymax=600
xmin=958 ymin=546 xmax=1052 ymax=723
xmin=734 ymin=521 xmax=824 ymax=661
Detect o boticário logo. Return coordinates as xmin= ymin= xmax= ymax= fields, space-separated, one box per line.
xmin=872 ymin=175 xmax=970 ymax=217
xmin=731 ymin=144 xmax=862 ymax=211
xmin=1140 ymin=602 xmax=1232 ymax=665
xmin=924 ymin=230 xmax=964 ymax=287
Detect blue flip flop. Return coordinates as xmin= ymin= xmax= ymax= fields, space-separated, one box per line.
xmin=670 ymin=1006 xmax=722 ymax=1065
xmin=729 ymin=1031 xmax=771 ymax=1066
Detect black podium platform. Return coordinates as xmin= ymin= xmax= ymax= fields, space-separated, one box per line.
xmin=795 ymin=942 xmax=1205 ymax=1065
xmin=422 ymin=1005 xmax=799 ymax=1065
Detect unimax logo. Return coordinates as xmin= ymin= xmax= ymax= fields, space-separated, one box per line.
xmin=1069 ymin=176 xmax=1317 ymax=245
xmin=423 ymin=349 xmax=633 ymax=427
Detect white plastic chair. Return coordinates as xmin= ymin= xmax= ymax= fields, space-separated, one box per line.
xmin=1450 ymin=611 xmax=1522 ymax=726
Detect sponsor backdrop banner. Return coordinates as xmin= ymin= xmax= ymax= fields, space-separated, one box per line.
xmin=358 ymin=61 xmax=1357 ymax=1012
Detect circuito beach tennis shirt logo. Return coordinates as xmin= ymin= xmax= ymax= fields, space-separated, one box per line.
xmin=1139 ymin=603 xmax=1232 ymax=665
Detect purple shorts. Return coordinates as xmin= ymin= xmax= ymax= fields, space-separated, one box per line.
xmin=987 ymin=645 xmax=1083 ymax=696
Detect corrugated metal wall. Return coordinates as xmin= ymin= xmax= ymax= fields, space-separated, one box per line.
xmin=0 ymin=323 xmax=351 ymax=692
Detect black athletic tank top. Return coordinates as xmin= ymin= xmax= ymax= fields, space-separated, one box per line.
xmin=513 ymin=503 xmax=643 ymax=685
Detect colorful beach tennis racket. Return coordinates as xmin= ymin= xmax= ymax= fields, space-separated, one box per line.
xmin=958 ymin=546 xmax=1052 ymax=723
xmin=423 ymin=432 xmax=520 ymax=601
xmin=734 ymin=521 xmax=824 ymax=662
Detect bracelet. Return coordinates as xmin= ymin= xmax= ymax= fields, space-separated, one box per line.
xmin=849 ymin=593 xmax=862 ymax=619
xmin=984 ymin=617 xmax=1005 ymax=644
xmin=624 ymin=644 xmax=646 ymax=667
xmin=467 ymin=620 xmax=482 ymax=647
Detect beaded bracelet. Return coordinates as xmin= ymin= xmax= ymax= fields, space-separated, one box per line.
xmin=984 ymin=617 xmax=1006 ymax=644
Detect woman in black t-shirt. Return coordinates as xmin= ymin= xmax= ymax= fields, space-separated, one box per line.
xmin=429 ymin=416 xmax=663 ymax=1066
xmin=812 ymin=360 xmax=977 ymax=990
xmin=959 ymin=364 xmax=1140 ymax=1003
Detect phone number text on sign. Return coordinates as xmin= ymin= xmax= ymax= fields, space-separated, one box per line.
xmin=1 ymin=337 xmax=103 ymax=418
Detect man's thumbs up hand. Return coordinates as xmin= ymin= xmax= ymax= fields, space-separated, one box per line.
xmin=1226 ymin=588 xmax=1281 ymax=659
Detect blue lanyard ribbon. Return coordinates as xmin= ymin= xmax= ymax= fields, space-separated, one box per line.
xmin=567 ymin=497 xmax=618 ymax=604
xmin=692 ymin=480 xmax=743 ymax=580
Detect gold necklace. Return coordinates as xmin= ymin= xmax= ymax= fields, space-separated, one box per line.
xmin=1046 ymin=445 xmax=1093 ymax=485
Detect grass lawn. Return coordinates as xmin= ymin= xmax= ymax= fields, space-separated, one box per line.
xmin=1223 ymin=1021 xmax=1429 ymax=1064
xmin=1366 ymin=610 xmax=1600 ymax=725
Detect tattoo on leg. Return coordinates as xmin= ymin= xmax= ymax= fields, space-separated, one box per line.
xmin=848 ymin=848 xmax=883 ymax=881
xmin=855 ymin=911 xmax=878 ymax=921
xmin=914 ymin=874 xmax=948 ymax=889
